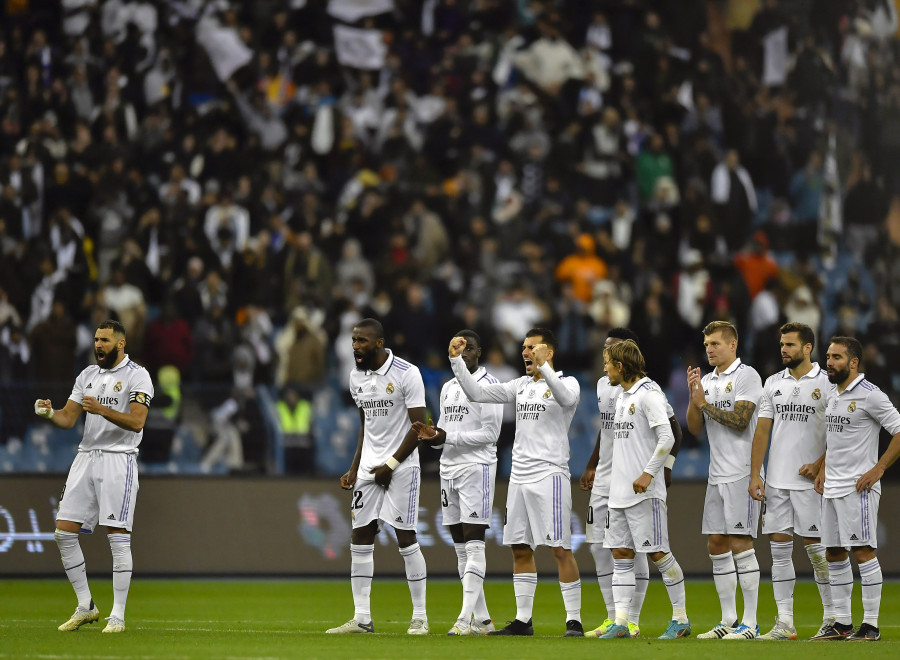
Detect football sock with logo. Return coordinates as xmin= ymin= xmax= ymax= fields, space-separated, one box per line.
xmin=350 ymin=544 xmax=374 ymax=623
xmin=108 ymin=533 xmax=132 ymax=620
xmin=513 ymin=573 xmax=537 ymax=622
xmin=859 ymin=557 xmax=882 ymax=627
xmin=459 ymin=541 xmax=486 ymax=623
xmin=55 ymin=529 xmax=93 ymax=609
xmin=399 ymin=543 xmax=427 ymax=619
xmin=590 ymin=543 xmax=615 ymax=620
xmin=710 ymin=552 xmax=738 ymax=625
xmin=828 ymin=558 xmax=853 ymax=625
xmin=805 ymin=543 xmax=833 ymax=621
xmin=770 ymin=541 xmax=795 ymax=626
xmin=654 ymin=552 xmax=688 ymax=623
xmin=612 ymin=559 xmax=635 ymax=627
xmin=734 ymin=549 xmax=759 ymax=627
xmin=560 ymin=579 xmax=582 ymax=623
xmin=629 ymin=552 xmax=649 ymax=626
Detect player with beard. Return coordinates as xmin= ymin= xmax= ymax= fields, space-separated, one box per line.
xmin=749 ymin=323 xmax=833 ymax=640
xmin=327 ymin=319 xmax=430 ymax=635
xmin=34 ymin=320 xmax=154 ymax=633
xmin=811 ymin=336 xmax=900 ymax=641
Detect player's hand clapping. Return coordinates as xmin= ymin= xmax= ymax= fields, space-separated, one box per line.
xmin=686 ymin=366 xmax=705 ymax=407
xmin=413 ymin=420 xmax=445 ymax=446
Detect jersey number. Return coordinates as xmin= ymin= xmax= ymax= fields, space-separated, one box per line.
xmin=441 ymin=489 xmax=449 ymax=507
xmin=352 ymin=490 xmax=364 ymax=510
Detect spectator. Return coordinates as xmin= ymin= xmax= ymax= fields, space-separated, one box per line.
xmin=274 ymin=306 xmax=326 ymax=388
xmin=711 ymin=149 xmax=757 ymax=252
xmin=554 ymin=233 xmax=608 ymax=304
xmin=143 ymin=300 xmax=194 ymax=375
xmin=734 ymin=230 xmax=780 ymax=299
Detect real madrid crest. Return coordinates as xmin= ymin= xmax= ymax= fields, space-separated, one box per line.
xmin=386 ymin=382 xmax=394 ymax=394
xmin=542 ymin=389 xmax=551 ymax=399
xmin=114 ymin=381 xmax=123 ymax=392
xmin=628 ymin=403 xmax=635 ymax=415
xmin=848 ymin=401 xmax=856 ymax=412
xmin=812 ymin=388 xmax=821 ymax=400
xmin=725 ymin=382 xmax=733 ymax=394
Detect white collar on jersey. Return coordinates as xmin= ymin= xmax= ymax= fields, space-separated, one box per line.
xmin=781 ymin=362 xmax=822 ymax=380
xmin=99 ymin=354 xmax=131 ymax=374
xmin=836 ymin=373 xmax=867 ymax=394
xmin=623 ymin=376 xmax=651 ymax=394
xmin=712 ymin=357 xmax=742 ymax=377
xmin=370 ymin=349 xmax=394 ymax=376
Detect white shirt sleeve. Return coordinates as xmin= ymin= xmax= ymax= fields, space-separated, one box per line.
xmin=758 ymin=383 xmax=774 ymax=419
xmin=645 ymin=423 xmax=674 ymax=477
xmin=868 ymin=388 xmax=900 ymax=436
xmin=735 ymin=366 xmax=763 ymax=405
xmin=68 ymin=369 xmax=88 ymax=406
xmin=644 ymin=389 xmax=669 ymax=428
xmin=537 ymin=362 xmax=579 ymax=408
xmin=450 ymin=355 xmax=517 ymax=403
xmin=402 ymin=365 xmax=427 ymax=409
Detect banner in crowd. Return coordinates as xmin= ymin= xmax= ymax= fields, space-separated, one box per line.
xmin=328 ymin=0 xmax=395 ymax=24
xmin=333 ymin=25 xmax=387 ymax=70
xmin=2 ymin=476 xmax=897 ymax=575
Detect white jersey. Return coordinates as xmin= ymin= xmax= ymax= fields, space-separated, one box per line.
xmin=594 ymin=376 xmax=675 ymax=496
xmin=609 ymin=377 xmax=672 ymax=508
xmin=450 ymin=356 xmax=580 ymax=484
xmin=438 ymin=366 xmax=503 ymax=479
xmin=758 ymin=364 xmax=829 ymax=490
xmin=700 ymin=358 xmax=763 ymax=484
xmin=349 ymin=349 xmax=426 ymax=480
xmin=69 ymin=355 xmax=153 ymax=453
xmin=823 ymin=374 xmax=900 ymax=498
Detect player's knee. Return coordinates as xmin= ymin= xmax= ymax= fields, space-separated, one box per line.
xmin=611 ymin=547 xmax=634 ymax=560
xmin=461 ymin=524 xmax=486 ymax=543
xmin=729 ymin=535 xmax=753 ymax=554
xmin=511 ymin=545 xmax=533 ymax=561
xmin=351 ymin=521 xmax=378 ymax=545
xmin=707 ymin=535 xmax=730 ymax=555
xmin=852 ymin=545 xmax=876 ymax=563
xmin=395 ymin=529 xmax=418 ymax=548
xmin=825 ymin=547 xmax=847 ymax=562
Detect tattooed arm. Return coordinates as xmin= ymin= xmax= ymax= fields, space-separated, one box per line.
xmin=699 ymin=400 xmax=756 ymax=432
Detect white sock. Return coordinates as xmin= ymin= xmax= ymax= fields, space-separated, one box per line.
xmin=590 ymin=542 xmax=615 ymax=620
xmin=629 ymin=552 xmax=649 ymax=626
xmin=770 ymin=541 xmax=795 ymax=626
xmin=107 ymin=533 xmax=132 ymax=620
xmin=459 ymin=541 xmax=486 ymax=623
xmin=454 ymin=542 xmax=467 ymax=580
xmin=710 ymin=551 xmax=738 ymax=625
xmin=350 ymin=543 xmax=374 ymax=623
xmin=734 ymin=549 xmax=759 ymax=628
xmin=560 ymin=579 xmax=581 ymax=623
xmin=805 ymin=543 xmax=833 ymax=621
xmin=858 ymin=557 xmax=882 ymax=628
xmin=612 ymin=559 xmax=635 ymax=626
xmin=55 ymin=529 xmax=93 ymax=610
xmin=654 ymin=552 xmax=688 ymax=623
xmin=400 ymin=543 xmax=427 ymax=619
xmin=828 ymin=558 xmax=853 ymax=625
xmin=513 ymin=573 xmax=537 ymax=622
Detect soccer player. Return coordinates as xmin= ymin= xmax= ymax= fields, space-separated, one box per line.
xmin=327 ymin=319 xmax=429 ymax=635
xmin=686 ymin=321 xmax=764 ymax=639
xmin=448 ymin=328 xmax=583 ymax=637
xmin=34 ymin=320 xmax=154 ymax=633
xmin=598 ymin=340 xmax=691 ymax=640
xmin=812 ymin=336 xmax=900 ymax=641
xmin=581 ymin=328 xmax=683 ymax=638
xmin=749 ymin=322 xmax=833 ymax=640
xmin=413 ymin=329 xmax=502 ymax=635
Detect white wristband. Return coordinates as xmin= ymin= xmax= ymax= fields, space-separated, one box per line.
xmin=34 ymin=400 xmax=54 ymax=419
xmin=386 ymin=457 xmax=400 ymax=470
xmin=664 ymin=455 xmax=676 ymax=470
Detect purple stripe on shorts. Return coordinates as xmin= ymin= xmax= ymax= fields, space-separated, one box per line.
xmin=861 ymin=492 xmax=869 ymax=542
xmin=119 ymin=456 xmax=132 ymax=521
xmin=483 ymin=465 xmax=489 ymax=519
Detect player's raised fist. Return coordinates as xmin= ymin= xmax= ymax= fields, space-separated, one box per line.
xmin=449 ymin=336 xmax=467 ymax=358
xmin=532 ymin=343 xmax=550 ymax=366
xmin=34 ymin=399 xmax=54 ymax=418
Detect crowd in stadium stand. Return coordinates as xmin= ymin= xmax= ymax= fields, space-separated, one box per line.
xmin=1 ymin=0 xmax=900 ymax=469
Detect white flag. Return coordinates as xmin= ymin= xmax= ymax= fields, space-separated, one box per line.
xmin=328 ymin=0 xmax=394 ymax=23
xmin=333 ymin=25 xmax=386 ymax=70
xmin=196 ymin=16 xmax=253 ymax=82
xmin=762 ymin=26 xmax=789 ymax=86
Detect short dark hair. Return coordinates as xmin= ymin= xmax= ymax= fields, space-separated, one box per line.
xmin=829 ymin=336 xmax=863 ymax=363
xmin=608 ymin=327 xmax=640 ymax=345
xmin=703 ymin=320 xmax=738 ymax=343
xmin=526 ymin=327 xmax=557 ymax=352
xmin=780 ymin=322 xmax=815 ymax=350
xmin=455 ymin=329 xmax=481 ymax=349
xmin=354 ymin=318 xmax=384 ymax=339
xmin=97 ymin=319 xmax=126 ymax=337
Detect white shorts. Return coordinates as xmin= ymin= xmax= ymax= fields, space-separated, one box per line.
xmin=585 ymin=489 xmax=609 ymax=544
xmin=702 ymin=477 xmax=760 ymax=537
xmin=440 ymin=463 xmax=496 ymax=526
xmin=605 ymin=498 xmax=670 ymax=553
xmin=56 ymin=451 xmax=139 ymax=533
xmin=762 ymin=486 xmax=822 ymax=537
xmin=821 ymin=491 xmax=879 ymax=549
xmin=351 ymin=467 xmax=421 ymax=531
xmin=504 ymin=473 xmax=571 ymax=549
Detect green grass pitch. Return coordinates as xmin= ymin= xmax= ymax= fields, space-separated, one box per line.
xmin=1 ymin=578 xmax=899 ymax=658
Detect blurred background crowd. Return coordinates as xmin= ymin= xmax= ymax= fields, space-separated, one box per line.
xmin=1 ymin=0 xmax=900 ymax=478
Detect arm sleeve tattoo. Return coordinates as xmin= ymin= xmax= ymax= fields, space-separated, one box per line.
xmin=701 ymin=400 xmax=756 ymax=432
